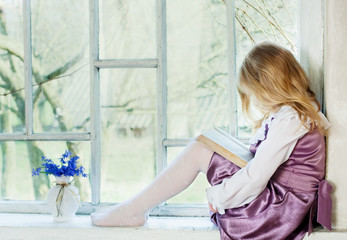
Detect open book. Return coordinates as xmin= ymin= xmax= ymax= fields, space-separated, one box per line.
xmin=195 ymin=127 xmax=253 ymax=168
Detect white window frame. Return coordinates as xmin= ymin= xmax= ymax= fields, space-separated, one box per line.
xmin=0 ymin=0 xmax=237 ymax=217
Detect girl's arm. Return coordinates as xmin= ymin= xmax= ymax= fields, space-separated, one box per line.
xmin=206 ymin=110 xmax=309 ymax=214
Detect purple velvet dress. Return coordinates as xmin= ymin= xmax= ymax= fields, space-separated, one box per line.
xmin=206 ymin=126 xmax=332 ymax=240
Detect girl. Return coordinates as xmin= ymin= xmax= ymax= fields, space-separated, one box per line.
xmin=91 ymin=42 xmax=332 ymax=240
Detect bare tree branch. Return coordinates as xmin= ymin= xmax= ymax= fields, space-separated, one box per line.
xmin=236 ymin=14 xmax=255 ymax=44
xmin=236 ymin=7 xmax=271 ymax=40
xmin=260 ymin=0 xmax=291 ymax=42
xmin=0 ymin=63 xmax=87 ymax=97
xmin=0 ymin=35 xmax=24 ymax=61
xmin=241 ymin=0 xmax=295 ymax=50
xmin=281 ymin=0 xmax=295 ymax=27
xmin=0 ymin=62 xmax=25 ymax=121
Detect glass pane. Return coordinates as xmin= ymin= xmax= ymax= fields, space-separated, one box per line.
xmin=100 ymin=69 xmax=156 ymax=202
xmin=235 ymin=0 xmax=299 ymax=138
xmin=167 ymin=0 xmax=229 ymax=139
xmin=31 ymin=0 xmax=90 ymax=133
xmin=99 ymin=0 xmax=156 ymax=59
xmin=0 ymin=141 xmax=91 ymax=202
xmin=166 ymin=147 xmax=210 ymax=204
xmin=0 ymin=1 xmax=25 ymax=133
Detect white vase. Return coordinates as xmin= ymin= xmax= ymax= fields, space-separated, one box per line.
xmin=46 ymin=175 xmax=80 ymax=222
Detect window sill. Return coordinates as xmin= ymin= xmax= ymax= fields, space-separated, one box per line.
xmin=0 ymin=213 xmax=219 ymax=240
xmin=0 ymin=213 xmax=346 ymax=240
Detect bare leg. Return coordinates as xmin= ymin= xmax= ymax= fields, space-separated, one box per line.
xmin=91 ymin=140 xmax=213 ymax=227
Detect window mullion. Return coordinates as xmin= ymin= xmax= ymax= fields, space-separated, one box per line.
xmin=95 ymin=59 xmax=158 ymax=68
xmin=163 ymin=139 xmax=191 ymax=147
xmin=90 ymin=0 xmax=101 ymax=206
xmin=225 ymin=0 xmax=238 ymax=137
xmin=23 ymin=0 xmax=33 ymax=136
xmin=0 ymin=132 xmax=90 ymax=141
xmin=156 ymin=0 xmax=168 ymax=176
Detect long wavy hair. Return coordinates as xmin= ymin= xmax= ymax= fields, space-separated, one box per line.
xmin=237 ymin=42 xmax=325 ymax=134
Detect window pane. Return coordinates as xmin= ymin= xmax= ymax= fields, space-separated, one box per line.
xmin=166 ymin=146 xmax=209 ymax=204
xmin=167 ymin=0 xmax=229 ymax=139
xmin=0 ymin=141 xmax=91 ymax=202
xmin=100 ymin=69 xmax=156 ymax=202
xmin=235 ymin=0 xmax=299 ymax=138
xmin=31 ymin=0 xmax=90 ymax=133
xmin=0 ymin=1 xmax=25 ymax=133
xmin=99 ymin=0 xmax=156 ymax=59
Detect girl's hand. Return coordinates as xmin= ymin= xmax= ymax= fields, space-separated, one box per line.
xmin=208 ymin=202 xmax=218 ymax=213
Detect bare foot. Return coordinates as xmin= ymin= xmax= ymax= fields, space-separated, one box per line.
xmin=91 ymin=202 xmax=148 ymax=227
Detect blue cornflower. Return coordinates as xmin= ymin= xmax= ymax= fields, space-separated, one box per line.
xmin=68 ymin=156 xmax=79 ymax=168
xmin=59 ymin=150 xmax=72 ymax=164
xmin=42 ymin=156 xmax=53 ymax=164
xmin=32 ymin=150 xmax=87 ymax=178
xmin=76 ymin=166 xmax=86 ymax=176
xmin=32 ymin=167 xmax=41 ymax=176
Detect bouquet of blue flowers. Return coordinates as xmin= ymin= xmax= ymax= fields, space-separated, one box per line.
xmin=32 ymin=150 xmax=88 ymax=178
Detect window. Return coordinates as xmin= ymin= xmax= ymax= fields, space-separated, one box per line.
xmin=0 ymin=0 xmax=298 ymax=216
xmin=0 ymin=0 xmax=91 ymax=204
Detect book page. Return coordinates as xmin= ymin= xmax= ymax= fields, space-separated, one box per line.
xmin=202 ymin=129 xmax=253 ymax=162
xmin=214 ymin=127 xmax=249 ymax=151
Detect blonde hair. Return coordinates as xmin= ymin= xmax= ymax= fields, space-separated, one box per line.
xmin=237 ymin=42 xmax=325 ymax=134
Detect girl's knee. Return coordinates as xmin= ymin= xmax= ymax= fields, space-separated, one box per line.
xmin=191 ymin=139 xmax=213 ymax=154
xmin=188 ymin=140 xmax=214 ymax=171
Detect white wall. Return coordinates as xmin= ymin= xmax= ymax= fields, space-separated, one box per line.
xmin=300 ymin=0 xmax=324 ymax=108
xmin=300 ymin=0 xmax=347 ymax=230
xmin=324 ymin=0 xmax=347 ymax=230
